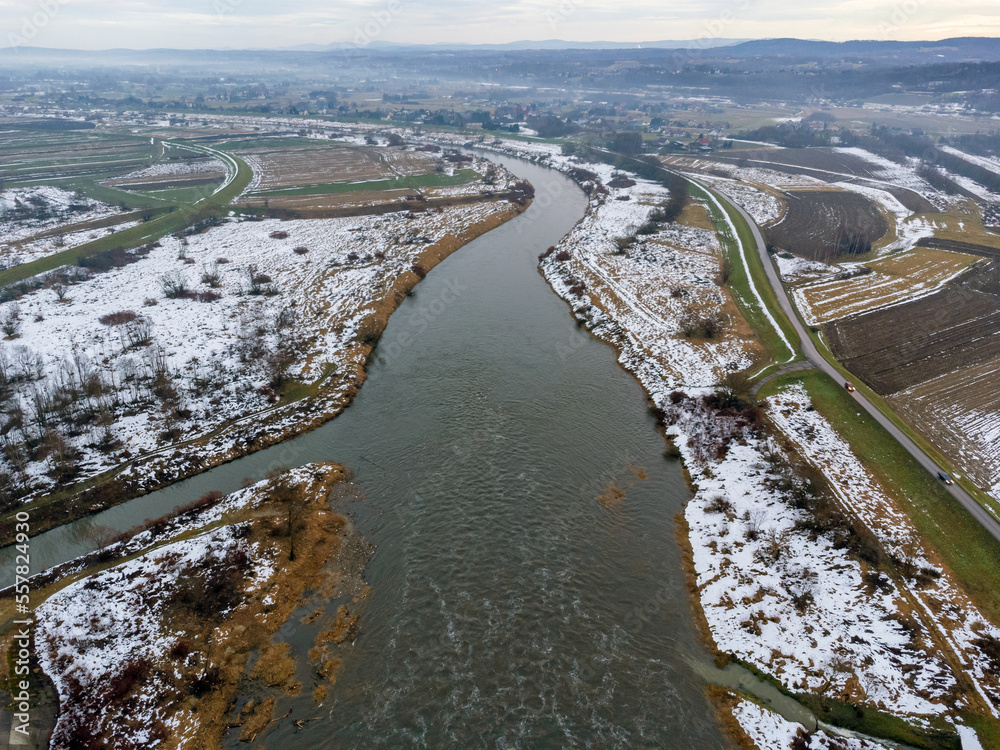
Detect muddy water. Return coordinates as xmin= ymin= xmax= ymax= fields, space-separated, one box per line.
xmin=10 ymin=155 xmax=792 ymax=746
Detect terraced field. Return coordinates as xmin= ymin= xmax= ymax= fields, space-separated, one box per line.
xmin=764 ymin=189 xmax=888 ymax=261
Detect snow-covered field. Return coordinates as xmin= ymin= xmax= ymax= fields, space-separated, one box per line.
xmin=0 ymin=186 xmax=130 ymax=267
xmin=109 ymin=156 xmax=227 ymax=182
xmin=699 ymin=174 xmax=784 ymax=226
xmin=0 ymin=199 xmax=514 ymax=500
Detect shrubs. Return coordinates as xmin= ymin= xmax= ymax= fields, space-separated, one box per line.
xmin=170 ymin=547 xmax=250 ymax=620
xmin=411 ymin=264 xmax=427 ymax=279
xmin=293 ymin=246 xmax=309 ymax=255
xmin=679 ymin=309 xmax=725 ymax=339
xmin=269 ymin=230 xmax=289 ymax=240
xmin=555 ymin=250 xmax=571 ymax=262
xmin=98 ymin=310 xmax=138 ymax=326
xmin=705 ymin=494 xmax=734 ymax=514
xmin=160 ymin=271 xmax=189 ymax=299
xmin=201 ymin=263 xmax=222 ymax=287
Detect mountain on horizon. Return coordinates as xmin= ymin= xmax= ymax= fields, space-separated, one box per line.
xmin=282 ymin=38 xmax=750 ymax=52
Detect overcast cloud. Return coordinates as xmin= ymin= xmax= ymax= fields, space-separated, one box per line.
xmin=2 ymin=0 xmax=998 ymax=50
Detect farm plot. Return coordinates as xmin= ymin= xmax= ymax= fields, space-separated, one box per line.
xmin=706 ymin=146 xmax=886 ymax=180
xmin=104 ymin=155 xmax=227 ymax=192
xmin=890 ymin=356 xmax=1000 ymax=498
xmin=793 ymin=247 xmax=980 ymax=325
xmin=764 ymin=189 xmax=888 ymax=262
xmin=235 ymin=144 xmax=440 ymax=192
xmin=823 ymin=266 xmax=1000 ymax=393
xmin=0 ymin=128 xmax=156 ymax=188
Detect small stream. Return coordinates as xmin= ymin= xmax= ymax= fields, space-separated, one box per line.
xmin=7 ymin=154 xmax=818 ymax=747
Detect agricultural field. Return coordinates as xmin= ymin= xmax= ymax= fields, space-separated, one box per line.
xmin=764 ymin=189 xmax=888 ymax=261
xmin=233 ymin=140 xmax=494 ymax=211
xmin=792 ymin=247 xmax=981 ymax=325
xmin=0 ymin=124 xmax=158 ymax=196
xmin=823 ymin=273 xmax=1000 ymax=393
xmin=890 ymin=356 xmax=1000 ymax=498
xmin=822 ymin=263 xmax=1000 ymax=497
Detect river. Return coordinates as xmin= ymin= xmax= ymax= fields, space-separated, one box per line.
xmin=10 ymin=154 xmax=814 ymax=747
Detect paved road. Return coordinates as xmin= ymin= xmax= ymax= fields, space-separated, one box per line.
xmin=714 ymin=187 xmax=1000 ymax=545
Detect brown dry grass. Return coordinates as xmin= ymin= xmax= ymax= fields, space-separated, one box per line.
xmin=679 ymin=202 xmax=715 ymax=230
xmin=250 ymin=642 xmax=298 ymax=690
xmin=238 ymin=696 xmax=276 ymax=742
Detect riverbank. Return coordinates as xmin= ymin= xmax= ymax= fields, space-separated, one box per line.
xmin=0 ymin=193 xmax=529 ymax=547
xmin=0 ymin=462 xmax=370 ymax=748
xmin=493 ymin=137 xmax=1000 ymax=747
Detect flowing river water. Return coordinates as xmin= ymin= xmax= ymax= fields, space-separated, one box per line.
xmin=6 ymin=154 xmax=817 ymax=747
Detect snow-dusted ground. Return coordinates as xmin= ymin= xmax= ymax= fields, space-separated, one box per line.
xmin=110 ymin=156 xmax=226 ymax=182
xmin=734 ymin=701 xmax=885 ymax=750
xmin=535 ymin=161 xmax=758 ymax=389
xmin=699 ymin=174 xmax=784 ymax=226
xmin=792 ymin=249 xmax=979 ymax=325
xmin=36 ymin=523 xmax=260 ymax=747
xmin=1 ymin=219 xmax=143 ymax=269
xmin=0 ymin=200 xmax=512 ymax=498
xmin=773 ymin=253 xmax=839 ymax=283
xmin=768 ymin=386 xmax=1000 ymax=712
xmin=32 ymin=464 xmax=334 ymax=749
xmin=679 ymin=399 xmax=956 ymax=716
xmin=0 ymin=186 xmax=130 ymax=267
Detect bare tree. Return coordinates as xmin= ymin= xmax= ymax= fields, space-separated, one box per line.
xmin=267 ymin=468 xmax=307 ymax=561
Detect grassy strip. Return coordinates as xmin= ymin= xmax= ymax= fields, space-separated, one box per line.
xmin=138 ymin=184 xmax=222 ymax=204
xmin=760 ymin=370 xmax=1000 ymax=625
xmin=249 ymin=168 xmax=480 ymax=197
xmin=796 ymin=694 xmax=960 ymax=750
xmin=0 ymin=152 xmax=252 ymax=288
xmin=688 ymin=181 xmax=800 ymax=363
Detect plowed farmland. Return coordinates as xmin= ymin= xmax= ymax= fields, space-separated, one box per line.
xmin=823 ymin=263 xmax=1000 ymax=393
xmin=765 ymin=190 xmax=888 ymax=261
xmin=890 ymin=355 xmax=1000 ymax=494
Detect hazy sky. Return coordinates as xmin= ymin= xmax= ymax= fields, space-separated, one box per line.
xmin=4 ymin=0 xmax=1000 ymax=50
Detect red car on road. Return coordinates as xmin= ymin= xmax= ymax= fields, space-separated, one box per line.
xmin=844 ymin=381 xmax=856 ymax=392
